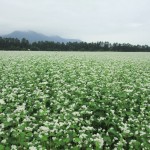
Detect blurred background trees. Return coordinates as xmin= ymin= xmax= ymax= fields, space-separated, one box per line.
xmin=0 ymin=37 xmax=149 ymax=52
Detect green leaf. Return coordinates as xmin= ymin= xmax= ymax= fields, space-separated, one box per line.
xmin=0 ymin=145 xmax=4 ymax=150
xmin=103 ymin=136 xmax=111 ymax=143
xmin=74 ymin=138 xmax=81 ymax=143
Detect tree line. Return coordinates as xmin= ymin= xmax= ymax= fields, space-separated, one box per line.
xmin=0 ymin=37 xmax=150 ymax=52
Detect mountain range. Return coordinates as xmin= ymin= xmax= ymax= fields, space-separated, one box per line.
xmin=2 ymin=31 xmax=81 ymax=43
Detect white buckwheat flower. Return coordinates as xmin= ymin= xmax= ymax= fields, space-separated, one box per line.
xmin=0 ymin=99 xmax=5 ymax=105
xmin=29 ymin=146 xmax=37 ymax=150
xmin=11 ymin=145 xmax=17 ymax=150
xmin=39 ymin=126 xmax=49 ymax=132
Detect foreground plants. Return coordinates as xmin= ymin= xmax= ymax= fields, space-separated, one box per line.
xmin=0 ymin=52 xmax=150 ymax=150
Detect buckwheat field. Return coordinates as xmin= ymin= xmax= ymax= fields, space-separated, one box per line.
xmin=0 ymin=51 xmax=150 ymax=150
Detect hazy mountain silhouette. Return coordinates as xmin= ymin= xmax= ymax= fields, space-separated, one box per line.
xmin=2 ymin=31 xmax=81 ymax=43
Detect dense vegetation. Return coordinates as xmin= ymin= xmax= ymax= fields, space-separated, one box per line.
xmin=0 ymin=37 xmax=150 ymax=51
xmin=0 ymin=52 xmax=150 ymax=149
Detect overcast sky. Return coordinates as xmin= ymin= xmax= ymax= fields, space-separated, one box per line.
xmin=0 ymin=0 xmax=150 ymax=45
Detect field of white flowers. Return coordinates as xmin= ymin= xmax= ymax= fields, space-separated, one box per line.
xmin=0 ymin=51 xmax=150 ymax=150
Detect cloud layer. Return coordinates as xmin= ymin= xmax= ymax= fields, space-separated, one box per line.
xmin=0 ymin=0 xmax=150 ymax=45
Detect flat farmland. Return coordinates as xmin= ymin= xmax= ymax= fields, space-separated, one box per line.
xmin=0 ymin=52 xmax=150 ymax=150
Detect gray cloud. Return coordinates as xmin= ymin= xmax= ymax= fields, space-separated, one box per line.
xmin=0 ymin=0 xmax=150 ymax=45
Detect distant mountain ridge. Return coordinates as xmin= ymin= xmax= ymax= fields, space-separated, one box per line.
xmin=2 ymin=31 xmax=81 ymax=43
